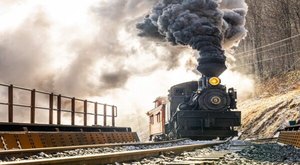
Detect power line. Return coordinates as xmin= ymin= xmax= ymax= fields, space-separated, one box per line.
xmin=235 ymin=33 xmax=300 ymax=56
xmin=236 ymin=42 xmax=294 ymax=59
xmin=256 ymin=56 xmax=300 ymax=76
xmin=232 ymin=50 xmax=300 ymax=69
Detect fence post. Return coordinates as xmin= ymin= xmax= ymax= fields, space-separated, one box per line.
xmin=103 ymin=104 xmax=107 ymax=126
xmin=84 ymin=100 xmax=87 ymax=126
xmin=57 ymin=95 xmax=61 ymax=125
xmin=112 ymin=106 xmax=115 ymax=127
xmin=71 ymin=98 xmax=75 ymax=125
xmin=49 ymin=93 xmax=53 ymax=124
xmin=8 ymin=85 xmax=13 ymax=123
xmin=94 ymin=102 xmax=98 ymax=126
xmin=30 ymin=89 xmax=36 ymax=124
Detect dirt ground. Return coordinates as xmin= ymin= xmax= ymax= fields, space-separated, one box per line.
xmin=239 ymin=87 xmax=300 ymax=139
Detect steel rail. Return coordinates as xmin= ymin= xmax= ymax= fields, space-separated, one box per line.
xmin=248 ymin=137 xmax=278 ymax=143
xmin=1 ymin=141 xmax=225 ymax=165
xmin=0 ymin=139 xmax=189 ymax=158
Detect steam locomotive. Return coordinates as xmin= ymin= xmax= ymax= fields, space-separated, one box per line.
xmin=147 ymin=76 xmax=241 ymax=140
xmin=167 ymin=76 xmax=240 ymax=139
xmin=147 ymin=52 xmax=241 ymax=140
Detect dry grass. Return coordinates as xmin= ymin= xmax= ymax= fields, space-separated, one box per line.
xmin=254 ymin=70 xmax=300 ymax=98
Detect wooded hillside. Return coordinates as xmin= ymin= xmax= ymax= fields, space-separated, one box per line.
xmin=234 ymin=0 xmax=300 ymax=79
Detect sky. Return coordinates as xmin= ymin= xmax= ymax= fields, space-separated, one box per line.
xmin=0 ymin=0 xmax=254 ymax=134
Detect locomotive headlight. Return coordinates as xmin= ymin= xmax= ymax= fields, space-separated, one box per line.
xmin=209 ymin=77 xmax=221 ymax=86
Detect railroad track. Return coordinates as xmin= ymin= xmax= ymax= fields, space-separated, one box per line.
xmin=0 ymin=138 xmax=187 ymax=158
xmin=0 ymin=139 xmax=225 ymax=165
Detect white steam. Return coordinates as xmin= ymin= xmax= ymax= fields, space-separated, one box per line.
xmin=0 ymin=1 xmax=253 ymax=137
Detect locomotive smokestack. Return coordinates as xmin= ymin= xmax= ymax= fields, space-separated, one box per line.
xmin=137 ymin=0 xmax=248 ymax=77
xmin=197 ymin=51 xmax=227 ymax=77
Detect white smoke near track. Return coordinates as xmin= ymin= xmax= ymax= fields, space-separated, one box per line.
xmin=0 ymin=0 xmax=253 ymax=138
xmin=0 ymin=10 xmax=53 ymax=90
xmin=0 ymin=0 xmax=195 ymax=123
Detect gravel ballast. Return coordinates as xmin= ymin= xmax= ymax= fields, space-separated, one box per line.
xmin=2 ymin=140 xmax=300 ymax=165
xmin=122 ymin=141 xmax=300 ymax=165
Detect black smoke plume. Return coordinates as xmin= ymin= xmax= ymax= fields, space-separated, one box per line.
xmin=137 ymin=0 xmax=247 ymax=76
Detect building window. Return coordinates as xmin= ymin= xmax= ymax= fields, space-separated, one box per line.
xmin=150 ymin=115 xmax=154 ymax=124
xmin=156 ymin=112 xmax=161 ymax=123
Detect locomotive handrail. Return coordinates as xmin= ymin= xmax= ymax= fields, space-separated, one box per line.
xmin=0 ymin=83 xmax=117 ymax=127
